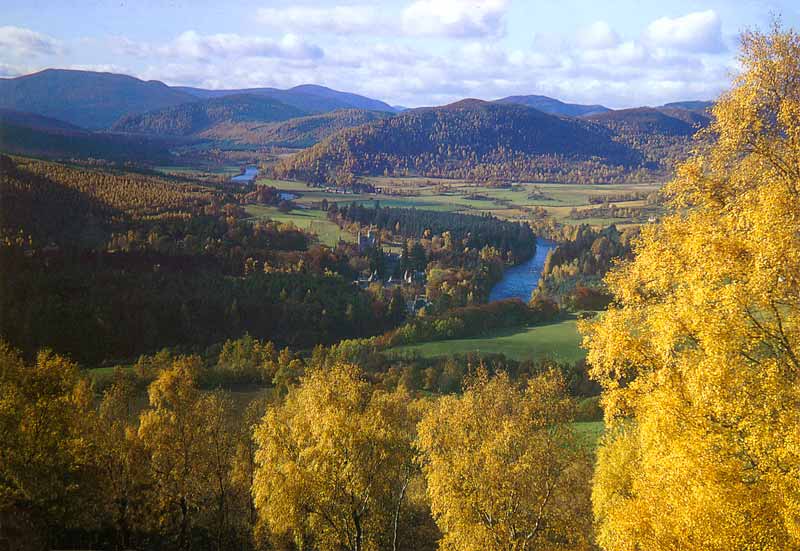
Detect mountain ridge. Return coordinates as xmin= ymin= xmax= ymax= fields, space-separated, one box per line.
xmin=274 ymin=100 xmax=710 ymax=185
xmin=111 ymin=94 xmax=306 ymax=136
xmin=495 ymin=95 xmax=611 ymax=117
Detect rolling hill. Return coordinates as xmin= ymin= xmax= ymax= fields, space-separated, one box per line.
xmin=585 ymin=107 xmax=710 ymax=167
xmin=586 ymin=107 xmax=710 ymax=136
xmin=110 ymin=94 xmax=306 ymax=137
xmin=660 ymin=100 xmax=714 ymax=113
xmin=174 ymin=83 xmax=397 ymax=114
xmin=274 ymin=99 xmax=648 ymax=185
xmin=198 ymin=108 xmax=393 ymax=147
xmin=495 ymin=95 xmax=610 ymax=117
xmin=0 ymin=69 xmax=397 ymax=133
xmin=0 ymin=109 xmax=179 ymax=163
xmin=0 ymin=69 xmax=196 ymax=129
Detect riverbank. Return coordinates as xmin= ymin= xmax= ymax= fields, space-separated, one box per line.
xmin=489 ymin=237 xmax=556 ymax=302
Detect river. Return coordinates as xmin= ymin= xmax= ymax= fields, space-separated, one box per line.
xmin=488 ymin=238 xmax=556 ymax=302
xmin=231 ymin=166 xmax=259 ymax=184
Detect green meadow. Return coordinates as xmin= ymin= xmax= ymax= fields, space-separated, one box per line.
xmin=390 ymin=318 xmax=585 ymax=364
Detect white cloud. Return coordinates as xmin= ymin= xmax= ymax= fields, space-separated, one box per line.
xmin=0 ymin=26 xmax=61 ymax=57
xmin=579 ymin=40 xmax=648 ymax=66
xmin=401 ymin=0 xmax=509 ymax=38
xmin=0 ymin=63 xmax=24 ymax=77
xmin=162 ymin=31 xmax=324 ymax=61
xmin=577 ymin=21 xmax=620 ymax=50
xmin=644 ymin=10 xmax=725 ymax=53
xmin=257 ymin=5 xmax=382 ymax=34
xmin=67 ymin=63 xmax=128 ymax=74
xmin=1 ymin=6 xmax=734 ymax=109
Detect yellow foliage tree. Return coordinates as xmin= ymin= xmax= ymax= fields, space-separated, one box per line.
xmin=138 ymin=356 xmax=241 ymax=551
xmin=0 ymin=342 xmax=98 ymax=548
xmin=94 ymin=369 xmax=151 ymax=550
xmin=252 ymin=363 xmax=416 ymax=551
xmin=416 ymin=371 xmax=593 ymax=551
xmin=583 ymin=25 xmax=800 ymax=550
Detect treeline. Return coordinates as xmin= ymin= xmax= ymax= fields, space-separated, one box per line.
xmin=0 ymin=156 xmax=409 ymax=365
xmin=568 ymin=204 xmax=652 ymax=222
xmin=0 ymin=341 xmax=594 ymax=551
xmin=534 ymin=225 xmax=637 ymax=309
xmin=204 ymin=108 xmax=392 ymax=148
xmin=316 ymin=298 xmax=560 ymax=368
xmin=587 ymin=190 xmax=655 ymax=204
xmin=3 ymin=155 xmax=214 ymax=221
xmin=389 ymin=298 xmax=558 ymax=348
xmin=332 ymin=202 xmax=536 ymax=261
xmin=1 ymin=246 xmax=397 ymax=365
xmin=272 ymin=100 xmax=702 ymax=186
xmin=111 ymin=94 xmax=304 ymax=136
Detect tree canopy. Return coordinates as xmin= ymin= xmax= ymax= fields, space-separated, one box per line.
xmin=583 ymin=25 xmax=800 ymax=550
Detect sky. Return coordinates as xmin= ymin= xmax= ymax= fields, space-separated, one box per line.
xmin=1 ymin=0 xmax=798 ymax=108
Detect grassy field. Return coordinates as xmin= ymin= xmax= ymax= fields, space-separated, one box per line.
xmin=244 ymin=204 xmax=352 ymax=247
xmin=390 ymin=318 xmax=585 ymax=364
xmin=255 ymin=176 xmax=663 ymax=228
xmin=574 ymin=421 xmax=605 ymax=449
xmin=155 ymin=165 xmax=242 ymax=177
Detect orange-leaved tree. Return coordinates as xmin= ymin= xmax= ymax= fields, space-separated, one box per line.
xmin=583 ymin=24 xmax=800 ymax=551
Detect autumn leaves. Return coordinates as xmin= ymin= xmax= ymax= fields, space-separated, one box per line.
xmin=252 ymin=363 xmax=592 ymax=551
xmin=581 ymin=24 xmax=800 ymax=550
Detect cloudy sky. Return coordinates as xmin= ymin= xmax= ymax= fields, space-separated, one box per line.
xmin=1 ymin=0 xmax=798 ymax=108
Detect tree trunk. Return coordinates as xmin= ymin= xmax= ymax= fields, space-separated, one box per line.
xmin=180 ymin=496 xmax=189 ymax=551
xmin=353 ymin=512 xmax=363 ymax=551
xmin=392 ymin=476 xmax=410 ymax=551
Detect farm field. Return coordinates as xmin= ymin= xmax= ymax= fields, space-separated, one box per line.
xmin=390 ymin=318 xmax=585 ymax=364
xmin=258 ymin=175 xmax=663 ymax=227
xmin=244 ymin=204 xmax=352 ymax=247
xmin=155 ymin=164 xmax=242 ymax=178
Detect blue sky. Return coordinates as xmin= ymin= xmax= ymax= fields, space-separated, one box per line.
xmin=1 ymin=0 xmax=798 ymax=107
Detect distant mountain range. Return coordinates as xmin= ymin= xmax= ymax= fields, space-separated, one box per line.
xmin=0 ymin=69 xmax=195 ymax=130
xmin=0 ymin=69 xmax=398 ymax=131
xmin=659 ymin=100 xmax=714 ymax=113
xmin=111 ymin=94 xmax=307 ymax=136
xmin=495 ymin=95 xmax=611 ymax=117
xmin=0 ymin=108 xmax=179 ymax=163
xmin=173 ymin=83 xmax=397 ymax=114
xmin=0 ymin=68 xmax=713 ymax=170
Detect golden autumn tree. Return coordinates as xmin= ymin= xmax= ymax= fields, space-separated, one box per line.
xmin=416 ymin=371 xmax=593 ymax=551
xmin=138 ymin=355 xmax=242 ymax=551
xmin=252 ymin=363 xmax=416 ymax=551
xmin=93 ymin=369 xmax=151 ymax=550
xmin=0 ymin=342 xmax=98 ymax=549
xmin=138 ymin=356 xmax=207 ymax=550
xmin=582 ymin=24 xmax=800 ymax=551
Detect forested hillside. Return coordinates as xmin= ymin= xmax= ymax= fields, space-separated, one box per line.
xmin=200 ymin=108 xmax=392 ymax=147
xmin=274 ymin=99 xmax=706 ymax=185
xmin=175 ymin=83 xmax=397 ymax=113
xmin=0 ymin=156 xmax=400 ymax=363
xmin=0 ymin=109 xmax=180 ymax=163
xmin=111 ymin=94 xmax=306 ymax=136
xmin=0 ymin=69 xmax=195 ymax=129
xmin=275 ymin=99 xmax=653 ymax=185
xmin=585 ymin=107 xmax=710 ymax=170
xmin=496 ymin=94 xmax=610 ymax=116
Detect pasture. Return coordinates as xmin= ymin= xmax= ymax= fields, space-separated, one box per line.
xmin=257 ymin=175 xmax=663 ymax=229
xmin=390 ymin=318 xmax=585 ymax=364
xmin=244 ymin=204 xmax=352 ymax=247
